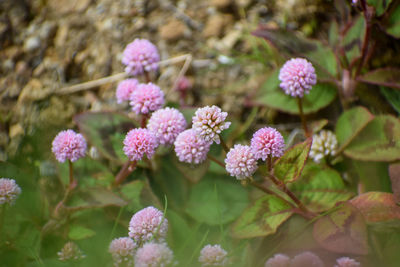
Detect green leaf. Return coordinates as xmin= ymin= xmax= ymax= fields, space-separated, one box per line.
xmin=335 ymin=106 xmax=374 ymax=150
xmin=350 ymin=192 xmax=400 ymax=227
xmin=313 ymin=203 xmax=368 ymax=255
xmin=357 ymin=68 xmax=400 ymax=89
xmin=120 ymin=179 xmax=161 ymax=212
xmin=231 ymin=195 xmax=293 ymax=238
xmin=254 ymin=70 xmax=337 ymax=115
xmin=173 ymin=156 xmax=210 ymax=183
xmin=68 ymin=225 xmax=96 ymax=240
xmin=341 ymin=15 xmax=366 ymax=63
xmin=381 ymin=87 xmax=400 ymax=114
xmin=274 ymin=139 xmax=312 ymax=183
xmin=384 ymin=3 xmax=400 ymax=38
xmin=252 ymin=27 xmax=338 ymax=78
xmin=344 ymin=115 xmax=400 ymax=161
xmin=290 ymin=164 xmax=353 ymax=212
xmin=350 ymin=160 xmax=391 ymax=192
xmin=185 ymin=175 xmax=249 ymax=225
xmin=78 ymin=187 xmax=127 ymax=207
xmin=74 ymin=112 xmax=137 ymax=164
xmin=367 ymin=0 xmax=393 ymax=16
xmin=389 ymin=163 xmax=400 ymax=202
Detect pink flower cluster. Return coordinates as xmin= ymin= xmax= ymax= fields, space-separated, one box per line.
xmin=122 ymin=39 xmax=160 ymax=76
xmin=225 ymin=145 xmax=258 ymax=180
xmin=130 ymin=83 xmax=165 ymax=115
xmin=0 ymin=178 xmax=21 ymax=205
xmin=334 ymin=257 xmax=360 ymax=267
xmin=174 ymin=129 xmax=211 ymax=164
xmin=52 ymin=129 xmax=87 ymax=163
xmin=265 ymin=252 xmax=324 ymax=267
xmin=109 ymin=237 xmax=137 ymax=267
xmin=128 ymin=206 xmax=168 ymax=243
xmin=199 ymin=244 xmax=228 ymax=266
xmin=134 ymin=242 xmax=174 ymax=267
xmin=123 ymin=128 xmax=158 ymax=162
xmin=279 ymin=58 xmax=317 ymax=98
xmin=251 ymin=127 xmax=285 ymax=160
xmin=147 ymin=107 xmax=187 ymax=145
xmin=116 ymin=79 xmax=139 ymax=104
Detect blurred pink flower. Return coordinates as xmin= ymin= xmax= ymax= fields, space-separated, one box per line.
xmin=199 ymin=244 xmax=228 ymax=266
xmin=109 ymin=237 xmax=137 ymax=267
xmin=0 ymin=178 xmax=21 ymax=205
xmin=122 ymin=39 xmax=160 ymax=76
xmin=129 ymin=83 xmax=165 ymax=115
xmin=279 ymin=58 xmax=317 ymax=98
xmin=334 ymin=257 xmax=360 ymax=267
xmin=52 ymin=129 xmax=87 ymax=162
xmin=116 ymin=79 xmax=139 ymax=104
xmin=128 ymin=206 xmax=168 ymax=243
xmin=57 ymin=242 xmax=85 ymax=261
xmin=174 ymin=129 xmax=211 ymax=164
xmin=250 ymin=127 xmax=285 ymax=160
xmin=290 ymin=252 xmax=324 ymax=267
xmin=225 ymin=144 xmax=258 ymax=180
xmin=265 ymin=254 xmax=291 ymax=267
xmin=123 ymin=128 xmax=158 ymax=161
xmin=134 ymin=242 xmax=174 ymax=267
xmin=147 ymin=107 xmax=187 ymax=145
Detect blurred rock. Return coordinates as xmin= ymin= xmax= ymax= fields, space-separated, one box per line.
xmin=48 ymin=0 xmax=91 ymax=14
xmin=203 ymin=14 xmax=233 ymax=38
xmin=159 ymin=19 xmax=187 ymax=42
xmin=211 ymin=0 xmax=233 ymax=9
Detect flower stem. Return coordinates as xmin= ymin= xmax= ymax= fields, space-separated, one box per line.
xmin=219 ymin=137 xmax=229 ymax=153
xmin=0 ymin=205 xmax=5 ymax=243
xmin=141 ymin=114 xmax=149 ymax=128
xmin=144 ymin=71 xmax=151 ymax=83
xmin=207 ymin=154 xmax=225 ymax=168
xmin=297 ymin=98 xmax=310 ymax=138
xmin=68 ymin=160 xmax=77 ymax=191
xmin=267 ymin=156 xmax=273 ymax=172
xmin=114 ymin=161 xmax=137 ymax=186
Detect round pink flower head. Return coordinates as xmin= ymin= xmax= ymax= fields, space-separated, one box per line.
xmin=192 ymin=105 xmax=231 ymax=144
xmin=147 ymin=107 xmax=187 ymax=145
xmin=225 ymin=144 xmax=258 ymax=180
xmin=334 ymin=257 xmax=360 ymax=267
xmin=129 ymin=83 xmax=165 ymax=115
xmin=134 ymin=242 xmax=174 ymax=267
xmin=116 ymin=79 xmax=139 ymax=104
xmin=279 ymin=58 xmax=317 ymax=98
xmin=52 ymin=129 xmax=87 ymax=163
xmin=290 ymin=252 xmax=324 ymax=267
xmin=123 ymin=128 xmax=158 ymax=162
xmin=128 ymin=206 xmax=168 ymax=244
xmin=174 ymin=129 xmax=211 ymax=165
xmin=109 ymin=237 xmax=137 ymax=267
xmin=122 ymin=38 xmax=160 ymax=76
xmin=199 ymin=244 xmax=229 ymax=267
xmin=0 ymin=178 xmax=21 ymax=205
xmin=265 ymin=254 xmax=291 ymax=267
xmin=251 ymin=127 xmax=285 ymax=160
xmin=176 ymin=76 xmax=192 ymax=92
xmin=57 ymin=241 xmax=85 ymax=261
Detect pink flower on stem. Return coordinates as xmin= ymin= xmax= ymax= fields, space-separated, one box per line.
xmin=109 ymin=237 xmax=137 ymax=267
xmin=334 ymin=257 xmax=360 ymax=267
xmin=225 ymin=144 xmax=258 ymax=180
xmin=123 ymin=128 xmax=158 ymax=161
xmin=199 ymin=244 xmax=229 ymax=266
xmin=290 ymin=252 xmax=324 ymax=267
xmin=122 ymin=39 xmax=160 ymax=76
xmin=174 ymin=129 xmax=211 ymax=164
xmin=265 ymin=254 xmax=291 ymax=267
xmin=279 ymin=58 xmax=317 ymax=98
xmin=147 ymin=107 xmax=187 ymax=145
xmin=116 ymin=79 xmax=139 ymax=104
xmin=250 ymin=127 xmax=285 ymax=161
xmin=134 ymin=242 xmax=174 ymax=267
xmin=129 ymin=83 xmax=164 ymax=115
xmin=0 ymin=178 xmax=21 ymax=205
xmin=52 ymin=130 xmax=87 ymax=163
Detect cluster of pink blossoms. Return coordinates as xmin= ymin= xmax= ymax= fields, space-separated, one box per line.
xmin=0 ymin=178 xmax=21 ymax=205
xmin=123 ymin=128 xmax=158 ymax=162
xmin=109 ymin=237 xmax=137 ymax=267
xmin=116 ymin=79 xmax=139 ymax=104
xmin=199 ymin=244 xmax=229 ymax=266
xmin=51 ymin=129 xmax=87 ymax=163
xmin=122 ymin=38 xmax=160 ymax=76
xmin=265 ymin=252 xmax=360 ymax=267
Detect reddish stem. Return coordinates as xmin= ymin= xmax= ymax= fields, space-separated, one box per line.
xmin=114 ymin=161 xmax=137 ymax=186
xmin=219 ymin=137 xmax=229 ymax=153
xmin=207 ymin=154 xmax=225 ymax=168
xmin=297 ymin=98 xmax=310 ymax=138
xmin=144 ymin=71 xmax=151 ymax=83
xmin=141 ymin=114 xmax=149 ymax=128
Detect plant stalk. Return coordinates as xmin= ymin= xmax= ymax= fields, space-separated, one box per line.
xmin=219 ymin=137 xmax=229 ymax=153
xmin=114 ymin=161 xmax=137 ymax=186
xmin=207 ymin=154 xmax=225 ymax=168
xmin=297 ymin=98 xmax=310 ymax=138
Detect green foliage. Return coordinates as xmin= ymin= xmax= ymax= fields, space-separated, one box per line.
xmin=290 ymin=164 xmax=354 ymax=212
xmin=69 ymin=225 xmax=96 ymax=240
xmin=313 ymin=203 xmax=368 ymax=255
xmin=231 ymin=195 xmax=293 ymax=238
xmin=255 ymin=70 xmax=337 ymax=115
xmin=342 ymin=16 xmax=366 ymax=63
xmin=344 ymin=115 xmax=400 ymax=161
xmin=358 ymin=68 xmax=400 ymax=89
xmin=274 ymin=139 xmax=312 ymax=183
xmin=384 ymin=3 xmax=400 ymax=38
xmin=367 ymin=0 xmax=393 ymax=16
xmin=381 ymin=87 xmax=400 ymax=114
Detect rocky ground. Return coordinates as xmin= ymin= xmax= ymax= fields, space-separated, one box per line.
xmin=0 ymin=0 xmax=323 ymax=161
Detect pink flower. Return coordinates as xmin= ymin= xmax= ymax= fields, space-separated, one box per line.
xmin=57 ymin=242 xmax=85 ymax=261
xmin=199 ymin=244 xmax=228 ymax=267
xmin=129 ymin=83 xmax=165 ymax=115
xmin=279 ymin=58 xmax=317 ymax=98
xmin=116 ymin=79 xmax=139 ymax=104
xmin=174 ymin=129 xmax=211 ymax=164
xmin=128 ymin=206 xmax=168 ymax=243
xmin=0 ymin=178 xmax=21 ymax=205
xmin=109 ymin=237 xmax=137 ymax=267
xmin=52 ymin=130 xmax=87 ymax=162
xmin=192 ymin=105 xmax=231 ymax=144
xmin=122 ymin=39 xmax=160 ymax=76
xmin=134 ymin=243 xmax=174 ymax=267
xmin=290 ymin=252 xmax=324 ymax=267
xmin=250 ymin=127 xmax=285 ymax=160
xmin=265 ymin=254 xmax=290 ymax=267
xmin=147 ymin=107 xmax=187 ymax=145
xmin=334 ymin=257 xmax=360 ymax=267
xmin=176 ymin=76 xmax=192 ymax=92
xmin=123 ymin=128 xmax=158 ymax=161
xmin=225 ymin=144 xmax=258 ymax=180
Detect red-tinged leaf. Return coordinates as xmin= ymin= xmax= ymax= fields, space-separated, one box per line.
xmin=341 ymin=16 xmax=366 ymax=64
xmin=78 ymin=187 xmax=127 ymax=207
xmin=231 ymin=195 xmax=293 ymax=238
xmin=335 ymin=106 xmax=374 ymax=151
xmin=389 ymin=163 xmax=400 ymax=202
xmin=344 ymin=115 xmax=400 ymax=161
xmin=313 ymin=203 xmax=368 ymax=255
xmin=350 ymin=192 xmax=400 ymax=225
xmin=274 ymin=139 xmax=312 ymax=183
xmin=310 ymin=119 xmax=329 ymax=134
xmin=357 ymin=68 xmax=400 ymax=89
